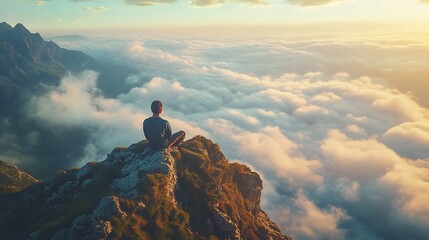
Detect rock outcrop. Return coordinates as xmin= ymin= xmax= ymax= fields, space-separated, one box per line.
xmin=0 ymin=136 xmax=292 ymax=240
xmin=0 ymin=160 xmax=38 ymax=194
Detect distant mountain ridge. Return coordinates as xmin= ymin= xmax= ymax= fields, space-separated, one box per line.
xmin=0 ymin=22 xmax=138 ymax=179
xmin=0 ymin=22 xmax=96 ymax=98
xmin=0 ymin=160 xmax=38 ymax=194
xmin=48 ymin=35 xmax=90 ymax=42
xmin=0 ymin=22 xmax=13 ymax=32
xmin=0 ymin=136 xmax=292 ymax=239
xmin=0 ymin=22 xmax=100 ymax=179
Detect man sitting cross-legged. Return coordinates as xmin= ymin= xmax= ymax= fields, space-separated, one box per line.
xmin=143 ymin=100 xmax=186 ymax=151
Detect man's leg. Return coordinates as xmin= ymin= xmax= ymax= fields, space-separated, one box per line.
xmin=168 ymin=131 xmax=186 ymax=148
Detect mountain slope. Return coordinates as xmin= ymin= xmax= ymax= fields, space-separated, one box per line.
xmin=0 ymin=136 xmax=291 ymax=240
xmin=0 ymin=22 xmax=142 ymax=179
xmin=0 ymin=22 xmax=101 ymax=179
xmin=0 ymin=160 xmax=38 ymax=194
xmin=0 ymin=22 xmax=96 ymax=97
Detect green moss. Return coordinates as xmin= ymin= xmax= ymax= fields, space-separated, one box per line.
xmin=174 ymin=136 xmax=266 ymax=239
xmin=34 ymin=161 xmax=124 ymax=239
xmin=110 ymin=214 xmax=150 ymax=240
xmin=131 ymin=173 xmax=193 ymax=240
xmin=129 ymin=140 xmax=150 ymax=154
xmin=0 ymin=159 xmax=125 ymax=239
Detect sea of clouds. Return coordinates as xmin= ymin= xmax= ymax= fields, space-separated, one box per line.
xmin=28 ymin=35 xmax=429 ymax=239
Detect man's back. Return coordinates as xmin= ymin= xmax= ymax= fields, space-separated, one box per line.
xmin=143 ymin=117 xmax=172 ymax=150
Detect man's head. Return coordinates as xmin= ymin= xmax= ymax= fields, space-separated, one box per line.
xmin=151 ymin=100 xmax=163 ymax=115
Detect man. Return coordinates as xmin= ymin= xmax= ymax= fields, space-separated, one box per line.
xmin=143 ymin=100 xmax=186 ymax=151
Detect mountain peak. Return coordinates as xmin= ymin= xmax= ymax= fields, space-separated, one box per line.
xmin=0 ymin=22 xmax=13 ymax=32
xmin=0 ymin=136 xmax=292 ymax=239
xmin=13 ymin=23 xmax=30 ymax=33
xmin=0 ymin=22 xmax=97 ymax=92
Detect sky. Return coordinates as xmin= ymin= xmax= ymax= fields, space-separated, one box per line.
xmin=1 ymin=0 xmax=429 ymax=240
xmin=2 ymin=0 xmax=429 ymax=35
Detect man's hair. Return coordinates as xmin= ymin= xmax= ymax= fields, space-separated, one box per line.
xmin=151 ymin=100 xmax=163 ymax=115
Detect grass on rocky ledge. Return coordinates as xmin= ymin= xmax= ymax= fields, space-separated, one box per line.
xmin=0 ymin=159 xmax=124 ymax=239
xmin=0 ymin=136 xmax=269 ymax=239
xmin=175 ymin=136 xmax=264 ymax=239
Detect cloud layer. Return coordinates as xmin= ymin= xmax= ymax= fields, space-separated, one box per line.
xmin=124 ymin=0 xmax=176 ymax=6
xmin=37 ymin=0 xmax=429 ymax=7
xmin=24 ymin=35 xmax=429 ymax=240
xmin=189 ymin=0 xmax=268 ymax=7
xmin=285 ymin=0 xmax=344 ymax=7
xmin=65 ymin=0 xmax=345 ymax=7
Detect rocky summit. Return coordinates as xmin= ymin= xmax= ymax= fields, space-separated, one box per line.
xmin=0 ymin=136 xmax=291 ymax=240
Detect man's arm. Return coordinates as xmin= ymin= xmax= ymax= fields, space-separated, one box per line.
xmin=143 ymin=119 xmax=149 ymax=140
xmin=166 ymin=121 xmax=172 ymax=139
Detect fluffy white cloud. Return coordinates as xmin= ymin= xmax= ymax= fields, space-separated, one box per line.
xmin=30 ymin=72 xmax=206 ymax=165
xmin=206 ymin=119 xmax=323 ymax=186
xmin=119 ymin=77 xmax=223 ymax=114
xmin=383 ymin=121 xmax=429 ymax=159
xmin=321 ymin=129 xmax=400 ymax=182
xmin=311 ymin=91 xmax=341 ymax=104
xmin=124 ymin=0 xmax=176 ymax=6
xmin=74 ymin=0 xmax=268 ymax=7
xmin=83 ymin=6 xmax=109 ymax=11
xmin=372 ymin=94 xmax=426 ymax=121
xmin=189 ymin=0 xmax=268 ymax=6
xmin=380 ymin=160 xmax=429 ymax=223
xmin=293 ymin=105 xmax=329 ymax=123
xmin=40 ymin=35 xmax=429 ymax=239
xmin=31 ymin=71 xmax=101 ymax=125
xmin=346 ymin=124 xmax=364 ymax=134
xmin=270 ymin=189 xmax=347 ymax=239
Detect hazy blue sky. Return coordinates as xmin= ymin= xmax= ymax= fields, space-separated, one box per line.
xmin=2 ymin=0 xmax=429 ymax=35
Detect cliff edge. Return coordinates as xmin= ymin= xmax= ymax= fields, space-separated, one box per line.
xmin=0 ymin=136 xmax=291 ymax=240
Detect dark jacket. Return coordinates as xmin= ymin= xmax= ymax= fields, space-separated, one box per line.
xmin=143 ymin=117 xmax=172 ymax=150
